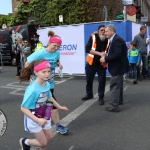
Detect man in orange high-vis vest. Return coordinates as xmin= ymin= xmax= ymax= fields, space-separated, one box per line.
xmin=81 ymin=25 xmax=109 ymax=105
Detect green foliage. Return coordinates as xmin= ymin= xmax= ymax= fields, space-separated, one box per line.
xmin=108 ymin=7 xmax=115 ymax=20
xmin=0 ymin=15 xmax=11 ymax=27
xmin=8 ymin=0 xmax=92 ymax=27
xmin=43 ymin=0 xmax=91 ymax=26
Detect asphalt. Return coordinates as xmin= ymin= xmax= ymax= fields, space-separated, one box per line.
xmin=0 ymin=66 xmax=150 ymax=150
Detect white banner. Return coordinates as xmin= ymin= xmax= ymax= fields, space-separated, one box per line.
xmin=37 ymin=28 xmax=49 ymax=47
xmin=132 ymin=22 xmax=141 ymax=40
xmin=147 ymin=27 xmax=150 ymax=52
xmin=37 ymin=25 xmax=85 ymax=75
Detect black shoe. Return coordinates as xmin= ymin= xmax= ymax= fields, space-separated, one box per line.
xmin=105 ymin=107 xmax=119 ymax=112
xmin=81 ymin=94 xmax=93 ymax=100
xmin=110 ymin=102 xmax=123 ymax=105
xmin=19 ymin=138 xmax=30 ymax=150
xmin=99 ymin=98 xmax=104 ymax=105
xmin=133 ymin=80 xmax=137 ymax=84
xmin=119 ymin=101 xmax=123 ymax=105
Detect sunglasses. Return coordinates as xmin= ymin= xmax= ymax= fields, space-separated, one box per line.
xmin=100 ymin=29 xmax=105 ymax=31
xmin=24 ymin=42 xmax=28 ymax=43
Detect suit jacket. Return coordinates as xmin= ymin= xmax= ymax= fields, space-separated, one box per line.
xmin=105 ymin=34 xmax=129 ymax=76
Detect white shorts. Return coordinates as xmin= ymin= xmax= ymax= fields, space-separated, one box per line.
xmin=24 ymin=115 xmax=51 ymax=133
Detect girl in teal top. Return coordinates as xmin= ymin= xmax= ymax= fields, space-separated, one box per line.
xmin=25 ymin=30 xmax=69 ymax=134
xmin=19 ymin=59 xmax=68 ymax=150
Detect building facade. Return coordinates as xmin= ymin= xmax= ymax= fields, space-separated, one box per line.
xmin=11 ymin=0 xmax=150 ymax=25
xmin=12 ymin=0 xmax=20 ymax=14
xmin=87 ymin=0 xmax=150 ymax=26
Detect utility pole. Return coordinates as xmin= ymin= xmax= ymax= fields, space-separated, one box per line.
xmin=124 ymin=6 xmax=127 ymax=21
xmin=103 ymin=6 xmax=108 ymax=21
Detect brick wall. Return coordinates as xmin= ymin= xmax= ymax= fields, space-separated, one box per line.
xmin=12 ymin=0 xmax=20 ymax=13
xmin=86 ymin=0 xmax=150 ymax=25
xmin=87 ymin=0 xmax=124 ymax=22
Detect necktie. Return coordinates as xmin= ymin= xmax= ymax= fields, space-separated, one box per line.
xmin=108 ymin=40 xmax=111 ymax=54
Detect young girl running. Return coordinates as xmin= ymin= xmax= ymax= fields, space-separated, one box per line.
xmin=19 ymin=59 xmax=68 ymax=150
xmin=25 ymin=30 xmax=68 ymax=134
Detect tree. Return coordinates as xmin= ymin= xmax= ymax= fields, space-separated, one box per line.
xmin=43 ymin=0 xmax=91 ymax=26
xmin=0 ymin=15 xmax=11 ymax=28
xmin=8 ymin=0 xmax=91 ymax=27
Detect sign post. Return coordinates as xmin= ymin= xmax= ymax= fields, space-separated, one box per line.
xmin=116 ymin=13 xmax=124 ymax=20
xmin=123 ymin=6 xmax=127 ymax=21
xmin=122 ymin=0 xmax=133 ymax=5
xmin=141 ymin=17 xmax=148 ymax=22
xmin=103 ymin=6 xmax=108 ymax=21
xmin=59 ymin=15 xmax=63 ymax=25
xmin=122 ymin=0 xmax=133 ymax=21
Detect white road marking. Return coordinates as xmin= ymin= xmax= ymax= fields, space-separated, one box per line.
xmin=55 ymin=77 xmax=74 ymax=84
xmin=20 ymin=83 xmax=109 ymax=150
xmin=68 ymin=145 xmax=74 ymax=150
xmin=2 ymin=79 xmax=129 ymax=150
xmin=51 ymin=84 xmax=110 ymax=137
xmin=124 ymin=86 xmax=128 ymax=91
xmin=0 ymin=78 xmax=74 ymax=96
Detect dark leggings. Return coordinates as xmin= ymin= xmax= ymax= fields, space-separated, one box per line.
xmin=50 ymin=89 xmax=57 ymax=109
xmin=16 ymin=53 xmax=21 ymax=75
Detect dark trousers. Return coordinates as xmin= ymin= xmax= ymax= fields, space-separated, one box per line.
xmin=129 ymin=63 xmax=137 ymax=80
xmin=137 ymin=53 xmax=147 ymax=78
xmin=85 ymin=63 xmax=106 ymax=98
xmin=50 ymin=89 xmax=57 ymax=110
xmin=137 ymin=65 xmax=141 ymax=79
xmin=16 ymin=53 xmax=21 ymax=76
xmin=110 ymin=74 xmax=123 ymax=109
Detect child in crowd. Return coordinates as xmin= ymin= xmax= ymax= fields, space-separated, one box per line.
xmin=128 ymin=42 xmax=140 ymax=84
xmin=19 ymin=59 xmax=68 ymax=150
xmin=147 ymin=51 xmax=150 ymax=79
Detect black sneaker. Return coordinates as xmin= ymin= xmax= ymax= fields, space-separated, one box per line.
xmin=99 ymin=98 xmax=104 ymax=105
xmin=81 ymin=94 xmax=93 ymax=100
xmin=133 ymin=80 xmax=137 ymax=84
xmin=19 ymin=138 xmax=30 ymax=150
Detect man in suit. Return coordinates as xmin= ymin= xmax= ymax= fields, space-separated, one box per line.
xmin=100 ymin=24 xmax=129 ymax=112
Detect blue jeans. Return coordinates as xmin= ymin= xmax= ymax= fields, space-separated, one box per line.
xmin=129 ymin=63 xmax=137 ymax=80
xmin=21 ymin=57 xmax=24 ymax=68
